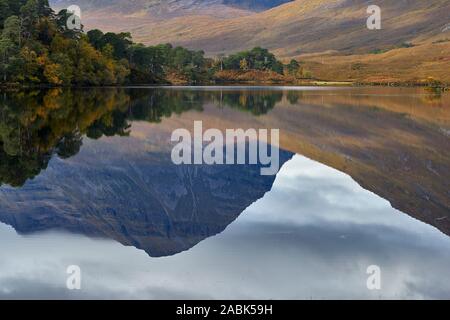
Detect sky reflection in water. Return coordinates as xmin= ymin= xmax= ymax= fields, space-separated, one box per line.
xmin=1 ymin=154 xmax=450 ymax=299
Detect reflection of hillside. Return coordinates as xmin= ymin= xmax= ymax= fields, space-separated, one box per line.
xmin=291 ymin=87 xmax=450 ymax=127
xmin=123 ymin=88 xmax=450 ymax=237
xmin=0 ymin=88 xmax=291 ymax=257
xmin=1 ymin=87 xmax=449 ymax=245
xmin=0 ymin=138 xmax=293 ymax=257
xmin=270 ymin=103 xmax=450 ymax=237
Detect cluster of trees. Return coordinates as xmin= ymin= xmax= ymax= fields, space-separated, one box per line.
xmin=86 ymin=30 xmax=213 ymax=84
xmin=215 ymin=47 xmax=307 ymax=79
xmin=0 ymin=0 xmax=131 ymax=85
xmin=0 ymin=0 xmax=212 ymax=85
xmin=218 ymin=47 xmax=285 ymax=74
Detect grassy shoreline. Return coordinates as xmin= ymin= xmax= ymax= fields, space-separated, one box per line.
xmin=1 ymin=79 xmax=449 ymax=90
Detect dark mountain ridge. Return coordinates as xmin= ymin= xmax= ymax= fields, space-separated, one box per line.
xmin=49 ymin=0 xmax=293 ymax=14
xmin=223 ymin=0 xmax=293 ymax=10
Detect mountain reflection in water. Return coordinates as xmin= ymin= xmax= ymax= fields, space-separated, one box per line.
xmin=0 ymin=86 xmax=449 ymax=260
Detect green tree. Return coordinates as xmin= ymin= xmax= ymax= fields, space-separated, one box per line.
xmin=20 ymin=0 xmax=39 ymax=38
xmin=0 ymin=15 xmax=21 ymax=81
xmin=2 ymin=15 xmax=21 ymax=44
xmin=286 ymin=59 xmax=300 ymax=75
xmin=0 ymin=0 xmax=12 ymax=27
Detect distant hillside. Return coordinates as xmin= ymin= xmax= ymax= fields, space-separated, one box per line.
xmin=50 ymin=0 xmax=450 ymax=55
xmin=123 ymin=0 xmax=450 ymax=56
xmin=50 ymin=0 xmax=292 ymax=20
xmin=49 ymin=0 xmax=450 ymax=84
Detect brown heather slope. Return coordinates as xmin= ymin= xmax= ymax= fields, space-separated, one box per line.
xmin=297 ymin=40 xmax=450 ymax=84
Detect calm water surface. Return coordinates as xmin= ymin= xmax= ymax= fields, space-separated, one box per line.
xmin=0 ymin=86 xmax=449 ymax=299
